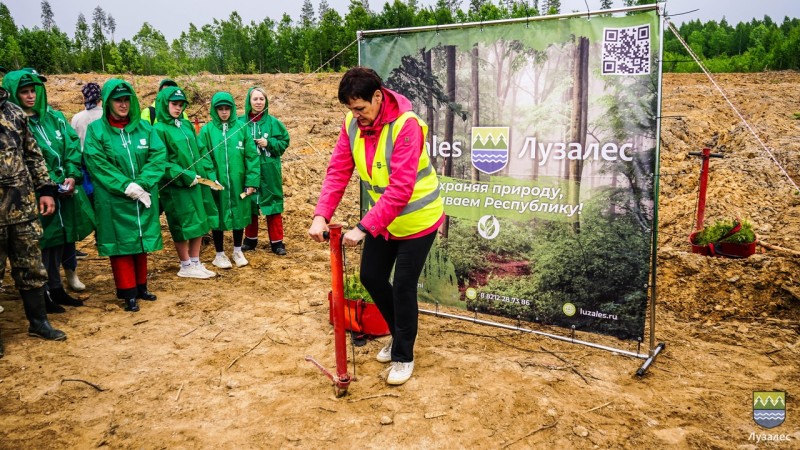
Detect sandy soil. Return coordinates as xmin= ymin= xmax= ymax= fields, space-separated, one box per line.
xmin=1 ymin=72 xmax=799 ymax=449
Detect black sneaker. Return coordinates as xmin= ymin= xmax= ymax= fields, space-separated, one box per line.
xmin=75 ymin=250 xmax=88 ymax=259
xmin=124 ymin=298 xmax=140 ymax=312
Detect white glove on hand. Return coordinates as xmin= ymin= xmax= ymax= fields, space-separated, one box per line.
xmin=138 ymin=191 xmax=152 ymax=208
xmin=190 ymin=175 xmax=201 ymax=187
xmin=125 ymin=182 xmax=146 ymax=200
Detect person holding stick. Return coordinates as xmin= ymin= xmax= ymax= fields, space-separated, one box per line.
xmin=198 ymin=92 xmax=259 ymax=269
xmin=153 ymin=86 xmax=218 ymax=279
xmin=308 ymin=67 xmax=443 ymax=386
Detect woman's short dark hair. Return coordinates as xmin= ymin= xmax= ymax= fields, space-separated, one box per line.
xmin=338 ymin=67 xmax=382 ymax=104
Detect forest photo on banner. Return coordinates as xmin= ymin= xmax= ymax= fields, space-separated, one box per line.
xmin=360 ymin=9 xmax=661 ymax=340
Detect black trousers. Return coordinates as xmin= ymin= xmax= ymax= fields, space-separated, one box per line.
xmin=360 ymin=231 xmax=436 ymax=363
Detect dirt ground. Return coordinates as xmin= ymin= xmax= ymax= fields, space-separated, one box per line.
xmin=1 ymin=71 xmax=799 ymax=449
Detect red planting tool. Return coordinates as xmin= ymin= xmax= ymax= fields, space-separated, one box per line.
xmin=305 ymin=224 xmax=352 ymax=397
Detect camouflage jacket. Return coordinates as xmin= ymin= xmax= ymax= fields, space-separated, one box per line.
xmin=0 ymin=87 xmax=57 ymax=226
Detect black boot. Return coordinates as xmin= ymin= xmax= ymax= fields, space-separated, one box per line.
xmin=124 ymin=298 xmax=140 ymax=312
xmin=44 ymin=289 xmax=66 ymax=314
xmin=20 ymin=287 xmax=67 ymax=341
xmin=241 ymin=237 xmax=258 ymax=252
xmin=137 ymin=284 xmax=157 ymax=301
xmin=50 ymin=286 xmax=84 ymax=307
xmin=270 ymin=241 xmax=287 ymax=256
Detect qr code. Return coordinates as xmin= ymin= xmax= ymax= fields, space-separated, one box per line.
xmin=601 ymin=25 xmax=651 ymax=75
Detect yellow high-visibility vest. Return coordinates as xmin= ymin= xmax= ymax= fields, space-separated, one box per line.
xmin=346 ymin=111 xmax=443 ymax=237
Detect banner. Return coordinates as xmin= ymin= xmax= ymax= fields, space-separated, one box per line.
xmin=360 ymin=10 xmax=661 ymax=340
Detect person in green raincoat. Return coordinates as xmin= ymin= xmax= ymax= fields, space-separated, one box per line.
xmin=83 ymin=79 xmax=166 ymax=313
xmin=197 ymin=92 xmax=259 ymax=269
xmin=153 ymin=86 xmax=218 ymax=279
xmin=240 ymin=87 xmax=290 ymax=255
xmin=2 ymin=70 xmax=95 ymax=312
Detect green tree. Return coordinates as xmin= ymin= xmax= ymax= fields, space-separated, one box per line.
xmin=0 ymin=3 xmax=23 ymax=69
xmin=40 ymin=0 xmax=54 ymax=31
xmin=91 ymin=6 xmax=107 ymax=71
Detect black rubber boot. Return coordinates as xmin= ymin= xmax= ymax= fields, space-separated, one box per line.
xmin=50 ymin=286 xmax=84 ymax=306
xmin=270 ymin=241 xmax=287 ymax=256
xmin=241 ymin=237 xmax=258 ymax=252
xmin=137 ymin=284 xmax=157 ymax=301
xmin=20 ymin=287 xmax=67 ymax=341
xmin=44 ymin=289 xmax=66 ymax=314
xmin=124 ymin=298 xmax=140 ymax=312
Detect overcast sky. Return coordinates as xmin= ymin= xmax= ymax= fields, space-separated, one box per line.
xmin=5 ymin=0 xmax=799 ymax=41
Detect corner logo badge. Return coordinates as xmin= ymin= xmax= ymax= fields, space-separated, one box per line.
xmin=471 ymin=127 xmax=509 ymax=175
xmin=753 ymin=391 xmax=785 ymax=429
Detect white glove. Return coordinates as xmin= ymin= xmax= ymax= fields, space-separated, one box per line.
xmin=125 ymin=182 xmax=146 ymax=200
xmin=190 ymin=175 xmax=200 ymax=187
xmin=138 ymin=191 xmax=152 ymax=208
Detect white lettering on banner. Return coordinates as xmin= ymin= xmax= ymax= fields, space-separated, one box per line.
xmin=579 ymin=308 xmax=618 ymax=321
xmin=426 ymin=135 xmax=463 ymax=158
xmin=443 ymin=197 xmax=481 ymax=207
xmin=484 ymin=198 xmax=583 ymax=217
xmin=519 ymin=137 xmax=635 ymax=165
xmin=479 ymin=292 xmax=531 ymax=306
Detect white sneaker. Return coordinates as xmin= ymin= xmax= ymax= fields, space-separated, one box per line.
xmin=212 ymin=253 xmax=232 ymax=269
xmin=376 ymin=338 xmax=393 ymax=363
xmin=386 ymin=361 xmax=414 ymax=385
xmin=177 ymin=265 xmax=213 ymax=279
xmin=232 ymin=251 xmax=248 ymax=267
xmin=194 ymin=262 xmax=217 ymax=278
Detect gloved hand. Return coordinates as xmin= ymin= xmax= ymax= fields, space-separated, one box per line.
xmin=138 ymin=191 xmax=152 ymax=208
xmin=125 ymin=182 xmax=146 ymax=200
xmin=214 ymin=180 xmax=223 ymax=190
xmin=190 ymin=175 xmax=201 ymax=187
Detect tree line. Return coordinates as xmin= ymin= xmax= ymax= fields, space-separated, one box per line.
xmin=0 ymin=0 xmax=797 ymax=75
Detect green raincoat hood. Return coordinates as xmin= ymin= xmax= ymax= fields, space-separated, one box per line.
xmin=156 ymin=86 xmax=189 ymax=125
xmin=243 ymin=87 xmax=269 ymax=119
xmin=2 ymin=69 xmax=47 ymax=118
xmin=101 ymin=78 xmax=142 ymax=132
xmin=210 ymin=91 xmax=239 ymax=129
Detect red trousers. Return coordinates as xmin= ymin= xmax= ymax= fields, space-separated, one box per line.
xmin=110 ymin=253 xmax=148 ymax=298
xmin=244 ymin=213 xmax=284 ymax=242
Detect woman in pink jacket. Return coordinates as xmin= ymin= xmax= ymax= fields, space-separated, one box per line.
xmin=308 ymin=67 xmax=443 ymax=386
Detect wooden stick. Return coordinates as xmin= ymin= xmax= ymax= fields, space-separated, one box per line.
xmin=758 ymin=241 xmax=800 ymax=256
xmin=227 ymin=329 xmax=269 ymax=370
xmin=502 ymin=421 xmax=558 ymax=448
xmin=347 ymin=393 xmax=400 ymax=403
xmin=586 ymin=402 xmax=612 ymax=413
xmin=541 ymin=346 xmax=589 ymax=384
xmin=175 ymin=383 xmax=184 ymax=401
xmin=61 ymin=378 xmax=106 ymax=392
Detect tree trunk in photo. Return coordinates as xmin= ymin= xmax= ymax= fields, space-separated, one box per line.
xmin=424 ymin=48 xmax=437 ymax=172
xmin=471 ymin=44 xmax=480 ymax=184
xmin=569 ymin=37 xmax=589 ymax=233
xmin=441 ymin=45 xmax=456 ymax=239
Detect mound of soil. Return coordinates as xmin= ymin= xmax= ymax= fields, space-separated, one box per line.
xmin=0 ymin=72 xmax=798 ymax=448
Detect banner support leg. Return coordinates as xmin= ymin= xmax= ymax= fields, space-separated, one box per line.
xmin=636 ymin=342 xmax=666 ymax=376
